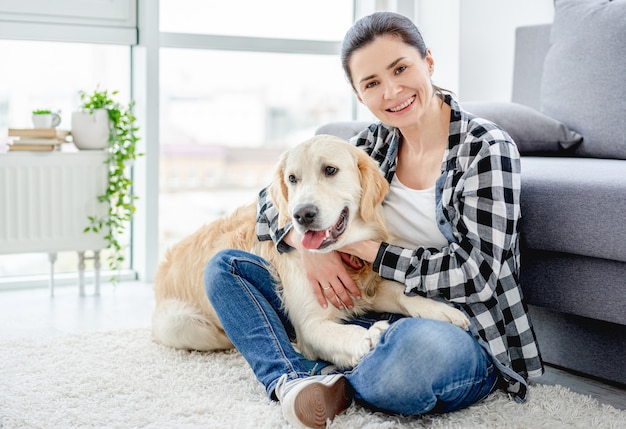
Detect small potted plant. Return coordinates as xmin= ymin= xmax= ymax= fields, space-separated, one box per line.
xmin=32 ymin=108 xmax=61 ymax=128
xmin=78 ymin=87 xmax=141 ymax=282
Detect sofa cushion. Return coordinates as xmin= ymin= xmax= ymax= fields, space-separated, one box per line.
xmin=540 ymin=0 xmax=626 ymax=160
xmin=462 ymin=101 xmax=582 ymax=155
xmin=520 ymin=156 xmax=626 ymax=263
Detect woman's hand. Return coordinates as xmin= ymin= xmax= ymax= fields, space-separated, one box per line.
xmin=338 ymin=239 xmax=380 ymax=264
xmin=300 ymin=251 xmax=362 ymax=309
xmin=285 ymin=229 xmax=361 ymax=309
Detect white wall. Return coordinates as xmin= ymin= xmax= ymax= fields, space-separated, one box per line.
xmin=415 ymin=0 xmax=462 ymax=98
xmin=459 ymin=0 xmax=554 ymax=102
xmin=414 ymin=0 xmax=554 ymax=103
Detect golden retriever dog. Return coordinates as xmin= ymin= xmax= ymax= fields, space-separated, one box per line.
xmin=152 ymin=135 xmax=469 ymax=369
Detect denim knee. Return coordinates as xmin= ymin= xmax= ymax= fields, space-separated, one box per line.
xmin=347 ymin=318 xmax=490 ymax=415
xmin=204 ymin=248 xmax=280 ymax=311
xmin=204 ymin=249 xmax=238 ymax=303
xmin=380 ymin=319 xmax=473 ymax=390
xmin=395 ymin=318 xmax=477 ymax=366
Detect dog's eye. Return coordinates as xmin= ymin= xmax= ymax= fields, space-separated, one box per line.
xmin=288 ymin=174 xmax=297 ymax=184
xmin=324 ymin=166 xmax=337 ymax=176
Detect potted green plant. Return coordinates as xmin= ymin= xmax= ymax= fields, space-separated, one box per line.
xmin=78 ymin=88 xmax=141 ymax=283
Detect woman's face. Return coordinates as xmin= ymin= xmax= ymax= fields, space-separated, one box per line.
xmin=349 ymin=35 xmax=435 ymax=129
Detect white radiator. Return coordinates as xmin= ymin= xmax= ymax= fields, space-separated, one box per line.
xmin=0 ymin=151 xmax=108 ymax=295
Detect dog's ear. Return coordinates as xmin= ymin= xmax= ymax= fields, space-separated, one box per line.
xmin=357 ymin=149 xmax=388 ymax=225
xmin=269 ymin=152 xmax=291 ymax=227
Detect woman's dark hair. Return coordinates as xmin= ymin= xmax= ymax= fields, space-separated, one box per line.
xmin=341 ymin=12 xmax=440 ymax=93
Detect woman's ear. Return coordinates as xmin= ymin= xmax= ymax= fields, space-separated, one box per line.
xmin=425 ymin=49 xmax=435 ymax=76
xmin=268 ymin=152 xmax=291 ymax=227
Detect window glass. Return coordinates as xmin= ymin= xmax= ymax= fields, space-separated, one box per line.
xmin=0 ymin=39 xmax=130 ymax=279
xmin=159 ymin=48 xmax=353 ymax=257
xmin=0 ymin=40 xmax=130 ymax=130
xmin=159 ymin=0 xmax=353 ymax=41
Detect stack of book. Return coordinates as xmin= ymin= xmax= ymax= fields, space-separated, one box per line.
xmin=7 ymin=128 xmax=70 ymax=152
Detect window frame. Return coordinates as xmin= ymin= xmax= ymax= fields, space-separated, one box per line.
xmin=0 ymin=0 xmax=137 ymax=44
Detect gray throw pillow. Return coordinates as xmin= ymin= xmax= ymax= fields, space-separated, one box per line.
xmin=540 ymin=0 xmax=626 ymax=160
xmin=462 ymin=101 xmax=583 ymax=155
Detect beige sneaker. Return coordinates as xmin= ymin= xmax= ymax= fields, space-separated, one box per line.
xmin=274 ymin=374 xmax=352 ymax=429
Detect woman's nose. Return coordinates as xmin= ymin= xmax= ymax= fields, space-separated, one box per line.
xmin=383 ymin=80 xmax=401 ymax=99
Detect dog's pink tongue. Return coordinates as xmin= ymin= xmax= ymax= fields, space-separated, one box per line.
xmin=302 ymin=230 xmax=326 ymax=250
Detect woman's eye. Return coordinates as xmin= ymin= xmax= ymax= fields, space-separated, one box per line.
xmin=288 ymin=174 xmax=297 ymax=184
xmin=324 ymin=166 xmax=337 ymax=176
xmin=365 ymin=81 xmax=378 ymax=89
xmin=395 ymin=65 xmax=406 ymax=75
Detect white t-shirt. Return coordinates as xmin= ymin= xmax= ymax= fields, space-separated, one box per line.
xmin=383 ymin=175 xmax=449 ymax=250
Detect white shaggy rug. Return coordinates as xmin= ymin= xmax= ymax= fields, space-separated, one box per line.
xmin=1 ymin=329 xmax=624 ymax=429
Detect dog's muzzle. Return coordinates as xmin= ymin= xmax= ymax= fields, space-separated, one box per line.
xmin=295 ymin=206 xmax=349 ymax=250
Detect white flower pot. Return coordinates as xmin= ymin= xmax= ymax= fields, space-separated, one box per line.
xmin=71 ymin=109 xmax=110 ymax=150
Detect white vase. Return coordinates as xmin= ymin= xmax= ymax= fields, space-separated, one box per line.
xmin=71 ymin=109 xmax=110 ymax=150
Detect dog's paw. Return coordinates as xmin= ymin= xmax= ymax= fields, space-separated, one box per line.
xmin=441 ymin=307 xmax=470 ymax=330
xmin=342 ymin=321 xmax=390 ymax=368
xmin=405 ymin=298 xmax=471 ymax=331
xmin=366 ymin=320 xmax=390 ymax=348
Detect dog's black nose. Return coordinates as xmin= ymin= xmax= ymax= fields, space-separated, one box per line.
xmin=293 ymin=204 xmax=318 ymax=226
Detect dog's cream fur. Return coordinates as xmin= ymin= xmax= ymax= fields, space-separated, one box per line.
xmin=152 ymin=135 xmax=468 ymax=369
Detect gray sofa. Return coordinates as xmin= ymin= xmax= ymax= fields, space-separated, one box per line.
xmin=317 ymin=1 xmax=626 ymax=387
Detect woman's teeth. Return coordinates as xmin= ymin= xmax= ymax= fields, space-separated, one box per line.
xmin=388 ymin=96 xmax=415 ymax=112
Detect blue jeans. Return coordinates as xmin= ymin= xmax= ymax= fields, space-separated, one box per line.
xmin=205 ymin=249 xmax=498 ymax=415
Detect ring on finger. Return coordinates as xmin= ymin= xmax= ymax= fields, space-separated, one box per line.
xmin=322 ymin=285 xmax=332 ymax=290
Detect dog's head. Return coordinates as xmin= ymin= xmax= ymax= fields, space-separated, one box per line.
xmin=269 ymin=134 xmax=388 ymax=252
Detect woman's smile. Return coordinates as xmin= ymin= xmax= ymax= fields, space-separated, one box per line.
xmin=387 ymin=95 xmax=415 ymax=112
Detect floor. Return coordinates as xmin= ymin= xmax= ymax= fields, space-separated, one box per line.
xmin=1 ymin=280 xmax=625 ymax=411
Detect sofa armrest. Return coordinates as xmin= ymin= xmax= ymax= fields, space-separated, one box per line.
xmin=315 ymin=121 xmax=371 ymax=141
xmin=512 ymin=24 xmax=551 ymax=110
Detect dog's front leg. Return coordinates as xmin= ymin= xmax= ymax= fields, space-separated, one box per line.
xmin=279 ymin=268 xmax=392 ymax=369
xmin=296 ymin=319 xmax=390 ymax=369
xmin=371 ymin=280 xmax=470 ymax=330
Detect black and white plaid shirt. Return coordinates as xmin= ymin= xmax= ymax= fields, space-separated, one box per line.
xmin=256 ymin=93 xmax=543 ymax=402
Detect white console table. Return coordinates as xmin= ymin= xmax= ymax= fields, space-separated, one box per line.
xmin=0 ymin=151 xmax=108 ymax=296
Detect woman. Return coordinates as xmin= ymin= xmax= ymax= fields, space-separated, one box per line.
xmin=205 ymin=11 xmax=543 ymax=429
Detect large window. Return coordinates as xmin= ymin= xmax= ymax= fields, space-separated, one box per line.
xmin=158 ymin=1 xmax=355 ymax=258
xmin=0 ymin=39 xmax=130 ymax=279
xmin=0 ymin=1 xmax=358 ymax=284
